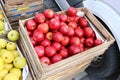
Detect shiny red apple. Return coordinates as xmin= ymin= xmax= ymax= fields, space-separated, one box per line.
xmin=51 ymin=54 xmax=63 ymax=63
xmin=68 ymin=21 xmax=77 ymax=29
xmin=45 ymin=46 xmax=56 ymax=57
xmin=85 ymin=38 xmax=95 ymax=48
xmin=44 ymin=9 xmax=54 ymax=19
xmin=33 ymin=30 xmax=44 ymax=42
xmin=35 ymin=46 xmax=44 ymax=58
xmin=59 ymin=24 xmax=68 ymax=35
xmin=45 ymin=32 xmax=52 ymax=40
xmin=59 ymin=49 xmax=68 ymax=58
xmin=75 ymin=27 xmax=84 ymax=38
xmin=52 ymin=42 xmax=62 ymax=51
xmin=67 ymin=27 xmax=74 ymax=37
xmin=60 ymin=14 xmax=67 ymax=22
xmin=52 ymin=32 xmax=63 ymax=42
xmin=49 ymin=18 xmax=60 ymax=30
xmin=26 ymin=19 xmax=37 ymax=31
xmin=61 ymin=36 xmax=69 ymax=46
xmin=70 ymin=37 xmax=80 ymax=46
xmin=37 ymin=23 xmax=49 ymax=33
xmin=41 ymin=39 xmax=51 ymax=47
xmin=40 ymin=57 xmax=51 ymax=65
xmin=34 ymin=13 xmax=45 ymax=23
xmin=67 ymin=7 xmax=77 ymax=17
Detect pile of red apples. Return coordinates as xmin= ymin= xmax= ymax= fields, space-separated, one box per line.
xmin=25 ymin=7 xmax=103 ymax=65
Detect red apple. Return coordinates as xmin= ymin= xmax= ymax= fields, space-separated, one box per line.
xmin=34 ymin=13 xmax=45 ymax=23
xmin=91 ymin=32 xmax=96 ymax=38
xmin=60 ymin=14 xmax=67 ymax=22
xmin=45 ymin=32 xmax=52 ymax=40
xmin=33 ymin=30 xmax=44 ymax=42
xmin=94 ymin=38 xmax=102 ymax=46
xmin=59 ymin=49 xmax=68 ymax=58
xmin=33 ymin=29 xmax=38 ymax=34
xmin=79 ymin=43 xmax=84 ymax=52
xmin=41 ymin=39 xmax=51 ymax=47
xmin=45 ymin=46 xmax=56 ymax=57
xmin=85 ymin=38 xmax=94 ymax=48
xmin=52 ymin=42 xmax=62 ymax=51
xmin=70 ymin=37 xmax=80 ymax=46
xmin=53 ymin=32 xmax=63 ymax=42
xmin=49 ymin=18 xmax=60 ymax=30
xmin=75 ymin=27 xmax=84 ymax=38
xmin=68 ymin=45 xmax=81 ymax=55
xmin=67 ymin=27 xmax=74 ymax=37
xmin=61 ymin=36 xmax=69 ymax=46
xmin=84 ymin=27 xmax=94 ymax=38
xmin=54 ymin=13 xmax=60 ymax=20
xmin=27 ymin=30 xmax=33 ymax=37
xmin=26 ymin=19 xmax=37 ymax=31
xmin=67 ymin=16 xmax=74 ymax=22
xmin=74 ymin=16 xmax=80 ymax=22
xmin=45 ymin=20 xmax=50 ymax=24
xmin=84 ymin=47 xmax=90 ymax=51
xmin=40 ymin=57 xmax=51 ymax=65
xmin=52 ymin=30 xmax=58 ymax=33
xmin=51 ymin=54 xmax=62 ymax=63
xmin=37 ymin=23 xmax=49 ymax=33
xmin=67 ymin=7 xmax=77 ymax=17
xmin=60 ymin=22 xmax=66 ymax=26
xmin=68 ymin=21 xmax=77 ymax=29
xmin=59 ymin=24 xmax=68 ymax=35
xmin=44 ymin=9 xmax=54 ymax=18
xmin=30 ymin=37 xmax=37 ymax=46
xmin=79 ymin=42 xmax=84 ymax=48
xmin=80 ymin=37 xmax=85 ymax=43
xmin=79 ymin=17 xmax=88 ymax=28
xmin=35 ymin=46 xmax=44 ymax=58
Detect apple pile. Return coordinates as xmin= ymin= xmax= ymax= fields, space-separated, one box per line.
xmin=0 ymin=38 xmax=26 ymax=80
xmin=0 ymin=10 xmax=6 ymax=35
xmin=25 ymin=7 xmax=103 ymax=65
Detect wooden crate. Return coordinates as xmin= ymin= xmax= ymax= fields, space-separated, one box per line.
xmin=18 ymin=7 xmax=115 ymax=80
xmin=4 ymin=0 xmax=40 ymax=5
xmin=1 ymin=0 xmax=43 ymax=23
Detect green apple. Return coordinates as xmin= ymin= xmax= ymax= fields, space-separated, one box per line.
xmin=10 ymin=68 xmax=21 ymax=78
xmin=0 ymin=30 xmax=6 ymax=35
xmin=12 ymin=50 xmax=20 ymax=58
xmin=13 ymin=57 xmax=26 ymax=69
xmin=4 ymin=63 xmax=13 ymax=71
xmin=0 ymin=49 xmax=8 ymax=57
xmin=2 ymin=50 xmax=14 ymax=64
xmin=0 ymin=21 xmax=4 ymax=31
xmin=0 ymin=58 xmax=4 ymax=70
xmin=6 ymin=42 xmax=16 ymax=51
xmin=0 ymin=13 xmax=4 ymax=21
xmin=0 ymin=69 xmax=8 ymax=79
xmin=7 ymin=30 xmax=19 ymax=41
xmin=3 ymin=73 xmax=19 ymax=80
xmin=0 ymin=38 xmax=7 ymax=49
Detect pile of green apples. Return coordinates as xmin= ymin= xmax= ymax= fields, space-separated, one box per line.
xmin=0 ymin=30 xmax=27 ymax=80
xmin=0 ymin=11 xmax=6 ymax=35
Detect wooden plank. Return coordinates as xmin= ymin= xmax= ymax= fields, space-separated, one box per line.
xmin=41 ymin=49 xmax=106 ymax=79
xmin=4 ymin=0 xmax=43 ymax=11
xmin=43 ymin=59 xmax=92 ymax=80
